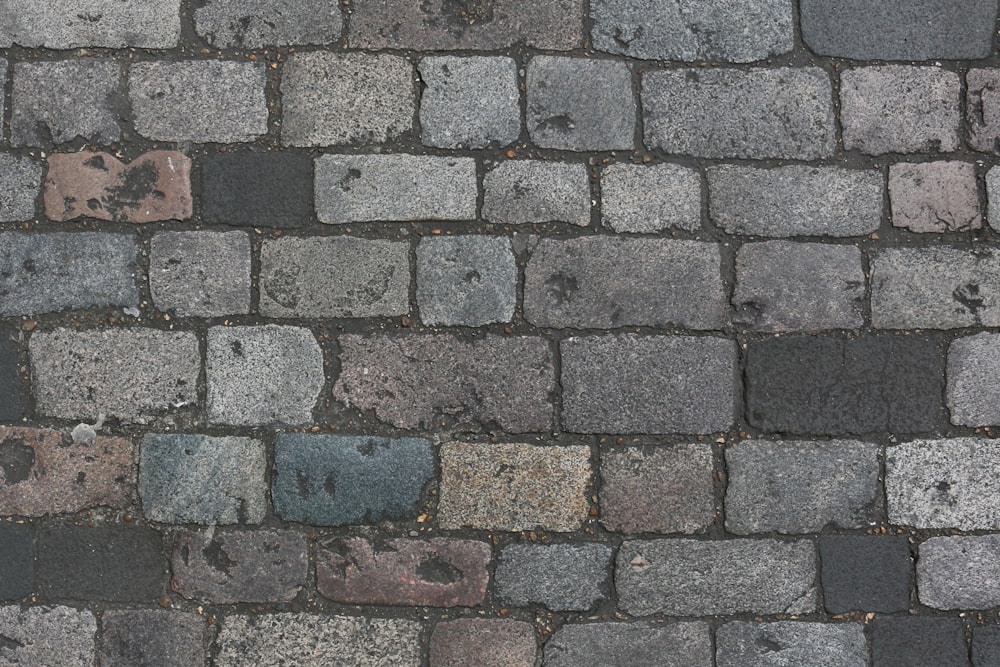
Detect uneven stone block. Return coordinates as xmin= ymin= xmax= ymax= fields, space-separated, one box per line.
xmin=544 ymin=622 xmax=712 ymax=667
xmin=0 ymin=326 xmax=20 ymax=422
xmin=890 ymin=161 xmax=981 ymax=232
xmin=495 ymin=543 xmax=612 ymax=611
xmin=969 ymin=69 xmax=1000 ymax=154
xmin=150 ymin=231 xmax=251 ymax=317
xmin=194 ymin=0 xmax=342 ymax=48
xmin=0 ymin=0 xmax=180 ymax=48
xmin=820 ymin=536 xmax=911 ymax=614
xmin=417 ymin=236 xmax=516 ymax=326
xmin=716 ymin=622 xmax=867 ymax=667
xmin=0 ymin=524 xmax=32 ymax=600
xmin=201 ymin=152 xmax=312 ymax=228
xmin=872 ymin=617 xmax=970 ymax=667
xmin=601 ymin=163 xmax=701 ymax=233
xmin=918 ymin=535 xmax=1000 ymax=610
xmin=974 ymin=626 xmax=1000 ymax=667
xmin=0 ymin=154 xmax=42 ymax=222
xmin=482 ymin=160 xmax=590 ymax=226
xmin=0 ymin=606 xmax=96 ymax=667
xmin=949 ymin=333 xmax=1000 ymax=426
xmin=100 ymin=610 xmax=206 ymax=667
xmin=430 ymin=619 xmax=536 ymax=667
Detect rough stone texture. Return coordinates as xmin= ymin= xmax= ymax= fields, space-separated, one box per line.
xmin=482 ymin=160 xmax=590 ymax=226
xmin=430 ymin=619 xmax=536 ymax=667
xmin=194 ymin=0 xmax=342 ymax=48
xmin=543 ymin=622 xmax=712 ymax=667
xmin=527 ymin=57 xmax=635 ymax=151
xmin=282 ymin=53 xmax=414 ymax=147
xmin=890 ymin=161 xmax=981 ymax=232
xmin=616 ymin=539 xmax=816 ymax=616
xmin=11 ymin=60 xmax=121 ymax=147
xmin=708 ymin=165 xmax=883 ymax=237
xmin=0 ymin=425 xmax=133 ymax=516
xmin=201 ymin=152 xmax=313 ymax=228
xmin=601 ymin=163 xmax=701 ymax=233
xmin=745 ymin=335 xmax=945 ymax=435
xmin=725 ymin=440 xmax=880 ymax=534
xmin=315 ymin=154 xmax=477 ymax=223
xmin=215 ymin=614 xmax=422 ymax=667
xmin=437 ymin=442 xmax=590 ymax=531
xmin=872 ymin=617 xmax=970 ymax=667
xmin=130 ymin=61 xmax=267 ymax=143
xmin=886 ymin=438 xmax=1000 ymax=530
xmin=260 ymin=236 xmax=409 ymax=318
xmin=716 ymin=622 xmax=868 ymax=667
xmin=333 ymin=334 xmax=555 ymax=432
xmin=840 ymin=67 xmax=960 ymax=155
xmin=801 ymin=0 xmax=997 ymax=60
xmin=30 ymin=328 xmax=199 ymax=424
xmin=561 ymin=335 xmax=736 ymax=434
xmin=139 ymin=434 xmax=265 ymax=525
xmin=591 ymin=0 xmax=792 ymax=62
xmin=0 ymin=1 xmax=180 ymax=48
xmin=206 ymin=325 xmax=323 ymax=426
xmin=968 ymin=69 xmax=1000 ymax=154
xmin=36 ymin=526 xmax=163 ymax=602
xmin=918 ymin=535 xmax=1000 ymax=610
xmin=524 ymin=238 xmax=726 ymax=329
xmin=272 ymin=434 xmax=434 ymax=526
xmin=733 ymin=242 xmax=865 ymax=332
xmin=316 ymin=537 xmax=491 ymax=607
xmin=643 ymin=68 xmax=835 ymax=159
xmin=150 ymin=231 xmax=251 ymax=317
xmin=871 ymin=247 xmax=1000 ymax=328
xmin=0 ymin=232 xmax=138 ymax=316
xmin=950 ymin=333 xmax=1000 ymax=426
xmin=0 ymin=326 xmax=20 ymax=422
xmin=974 ymin=627 xmax=1000 ymax=667
xmin=990 ymin=167 xmax=1000 ymax=230
xmin=600 ymin=443 xmax=715 ymax=534
xmin=495 ymin=543 xmax=612 ymax=611
xmin=0 ymin=524 xmax=32 ymax=600
xmin=0 ymin=606 xmax=96 ymax=667
xmin=419 ymin=56 xmax=520 ymax=149
xmin=171 ymin=529 xmax=308 ymax=603
xmin=417 ymin=236 xmax=516 ymax=326
xmin=819 ymin=536 xmax=912 ymax=613
xmin=99 ymin=610 xmax=205 ymax=667
xmin=0 ymin=153 xmax=42 ymax=222
xmin=348 ymin=0 xmax=582 ymax=51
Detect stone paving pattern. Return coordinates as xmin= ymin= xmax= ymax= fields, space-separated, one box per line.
xmin=2 ymin=1 xmax=1000 ymax=665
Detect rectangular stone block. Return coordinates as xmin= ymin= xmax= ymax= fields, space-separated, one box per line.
xmin=417 ymin=236 xmax=517 ymax=326
xmin=968 ymin=69 xmax=1000 ymax=154
xmin=872 ymin=617 xmax=970 ymax=667
xmin=601 ymin=163 xmax=701 ymax=233
xmin=819 ymin=535 xmax=912 ymax=614
xmin=0 ymin=0 xmax=180 ymax=48
xmin=99 ymin=610 xmax=206 ymax=667
xmin=200 ymin=152 xmax=312 ymax=228
xmin=543 ymin=622 xmax=711 ymax=667
xmin=0 ymin=153 xmax=42 ymax=222
xmin=918 ymin=535 xmax=1000 ymax=610
xmin=0 ymin=326 xmax=21 ymax=421
xmin=194 ymin=0 xmax=341 ymax=48
xmin=150 ymin=231 xmax=251 ymax=317
xmin=482 ymin=160 xmax=590 ymax=226
xmin=0 ymin=606 xmax=96 ymax=667
xmin=948 ymin=333 xmax=1000 ymax=426
xmin=431 ymin=619 xmax=537 ymax=667
xmin=561 ymin=335 xmax=736 ymax=434
xmin=496 ymin=543 xmax=612 ymax=611
xmin=716 ymin=622 xmax=867 ymax=667
xmin=974 ymin=626 xmax=1000 ymax=666
xmin=890 ymin=161 xmax=981 ymax=232
xmin=0 ymin=524 xmax=32 ymax=600
xmin=643 ymin=68 xmax=835 ymax=159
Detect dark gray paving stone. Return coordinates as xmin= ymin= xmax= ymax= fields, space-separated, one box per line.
xmin=0 ymin=606 xmax=96 ymax=667
xmin=194 ymin=0 xmax=341 ymax=48
xmin=819 ymin=535 xmax=912 ymax=613
xmin=482 ymin=160 xmax=590 ymax=226
xmin=150 ymin=231 xmax=251 ymax=317
xmin=273 ymin=434 xmax=434 ymax=526
xmin=717 ymin=622 xmax=867 ymax=667
xmin=0 ymin=154 xmax=42 ymax=222
xmin=0 ymin=524 xmax=32 ymax=600
xmin=201 ymin=152 xmax=312 ymax=228
xmin=889 ymin=162 xmax=981 ymax=233
xmin=601 ymin=163 xmax=701 ymax=233
xmin=430 ymin=619 xmax=536 ymax=667
xmin=948 ymin=333 xmax=1000 ymax=426
xmin=871 ymin=617 xmax=970 ymax=667
xmin=417 ymin=236 xmax=517 ymax=326
xmin=495 ymin=543 xmax=612 ymax=611
xmin=0 ymin=0 xmax=180 ymax=48
xmin=973 ymin=626 xmax=1000 ymax=667
xmin=918 ymin=535 xmax=1000 ymax=610
xmin=99 ymin=610 xmax=206 ymax=667
xmin=801 ymin=0 xmax=997 ymax=60
xmin=0 ymin=326 xmax=23 ymax=422
xmin=543 ymin=621 xmax=712 ymax=667
xmin=969 ymin=70 xmax=1000 ymax=154
xmin=745 ymin=335 xmax=945 ymax=435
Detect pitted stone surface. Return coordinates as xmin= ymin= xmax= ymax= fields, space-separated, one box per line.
xmin=495 ymin=542 xmax=612 ymax=611
xmin=99 ymin=610 xmax=205 ymax=667
xmin=969 ymin=69 xmax=1000 ymax=154
xmin=948 ymin=333 xmax=1000 ymax=426
xmin=150 ymin=231 xmax=251 ymax=317
xmin=0 ymin=606 xmax=96 ymax=667
xmin=889 ymin=161 xmax=981 ymax=232
xmin=601 ymin=163 xmax=701 ymax=233
xmin=430 ymin=619 xmax=537 ymax=667
xmin=482 ymin=160 xmax=590 ymax=226
xmin=417 ymin=236 xmax=517 ymax=326
xmin=194 ymin=0 xmax=342 ymax=48
xmin=0 ymin=1 xmax=180 ymax=48
xmin=716 ymin=622 xmax=868 ymax=667
xmin=0 ymin=154 xmax=42 ymax=222
xmin=918 ymin=535 xmax=1000 ymax=610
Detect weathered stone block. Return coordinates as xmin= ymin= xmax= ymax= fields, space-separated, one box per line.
xmin=417 ymin=236 xmax=517 ymax=326
xmin=495 ymin=543 xmax=612 ymax=611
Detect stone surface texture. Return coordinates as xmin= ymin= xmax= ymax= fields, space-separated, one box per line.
xmin=889 ymin=161 xmax=981 ymax=232
xmin=0 ymin=606 xmax=97 ymax=667
xmin=495 ymin=542 xmax=612 ymax=611
xmin=601 ymin=163 xmax=702 ymax=233
xmin=0 ymin=1 xmax=181 ymax=48
xmin=150 ymin=231 xmax=251 ymax=317
xmin=194 ymin=0 xmax=342 ymax=48
xmin=417 ymin=235 xmax=517 ymax=326
xmin=715 ymin=622 xmax=868 ymax=667
xmin=820 ymin=536 xmax=912 ymax=613
xmin=482 ymin=160 xmax=590 ymax=226
xmin=543 ymin=622 xmax=712 ymax=667
xmin=99 ymin=610 xmax=205 ymax=667
xmin=948 ymin=333 xmax=1000 ymax=426
xmin=430 ymin=619 xmax=537 ymax=667
xmin=917 ymin=535 xmax=1000 ymax=610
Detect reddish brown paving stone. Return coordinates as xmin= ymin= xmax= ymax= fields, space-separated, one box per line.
xmin=430 ymin=619 xmax=537 ymax=667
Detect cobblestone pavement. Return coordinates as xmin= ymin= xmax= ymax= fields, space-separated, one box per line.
xmin=2 ymin=1 xmax=1000 ymax=665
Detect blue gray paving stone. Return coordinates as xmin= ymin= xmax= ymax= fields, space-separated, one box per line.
xmin=600 ymin=163 xmax=702 ymax=233
xmin=0 ymin=327 xmax=21 ymax=421
xmin=149 ymin=231 xmax=251 ymax=317
xmin=495 ymin=542 xmax=612 ymax=611
xmin=947 ymin=333 xmax=1000 ymax=426
xmin=0 ymin=0 xmax=181 ymax=48
xmin=482 ymin=160 xmax=590 ymax=226
xmin=0 ymin=606 xmax=96 ymax=667
xmin=200 ymin=152 xmax=313 ymax=228
xmin=193 ymin=0 xmax=342 ymax=48
xmin=917 ymin=535 xmax=1000 ymax=610
xmin=872 ymin=616 xmax=971 ymax=667
xmin=416 ymin=236 xmax=517 ymax=326
xmin=889 ymin=161 xmax=981 ymax=233
xmin=715 ymin=622 xmax=868 ymax=667
xmin=819 ymin=536 xmax=912 ymax=613
xmin=0 ymin=154 xmax=42 ymax=221
xmin=542 ymin=622 xmax=712 ymax=667
xmin=99 ymin=610 xmax=206 ymax=667
xmin=0 ymin=524 xmax=32 ymax=600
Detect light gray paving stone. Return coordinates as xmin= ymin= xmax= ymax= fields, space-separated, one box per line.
xmin=0 ymin=0 xmax=181 ymax=48
xmin=948 ymin=333 xmax=1000 ymax=426
xmin=716 ymin=622 xmax=868 ymax=667
xmin=495 ymin=543 xmax=612 ymax=611
xmin=194 ymin=0 xmax=342 ymax=48
xmin=890 ymin=161 xmax=981 ymax=232
xmin=601 ymin=163 xmax=701 ymax=233
xmin=918 ymin=535 xmax=1000 ymax=610
xmin=482 ymin=160 xmax=590 ymax=226
xmin=0 ymin=606 xmax=96 ymax=667
xmin=417 ymin=236 xmax=516 ymax=326
xmin=0 ymin=153 xmax=41 ymax=222
xmin=150 ymin=231 xmax=251 ymax=317
xmin=99 ymin=610 xmax=205 ymax=667
xmin=969 ymin=70 xmax=1000 ymax=155
xmin=543 ymin=622 xmax=712 ymax=667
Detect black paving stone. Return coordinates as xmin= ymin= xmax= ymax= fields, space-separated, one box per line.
xmin=0 ymin=326 xmax=22 ymax=421
xmin=0 ymin=524 xmax=33 ymax=600
xmin=872 ymin=616 xmax=970 ymax=667
xmin=973 ymin=626 xmax=1000 ymax=667
xmin=820 ymin=535 xmax=911 ymax=613
xmin=201 ymin=152 xmax=312 ymax=228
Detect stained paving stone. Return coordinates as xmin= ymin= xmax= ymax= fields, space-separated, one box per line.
xmin=194 ymin=0 xmax=342 ymax=48
xmin=725 ymin=440 xmax=880 ymax=534
xmin=36 ymin=526 xmax=163 ymax=602
xmin=272 ymin=434 xmax=434 ymax=526
xmin=969 ymin=70 xmax=1000 ymax=154
xmin=282 ymin=52 xmax=414 ymax=147
xmin=129 ymin=61 xmax=267 ymax=143
xmin=524 ymin=238 xmax=726 ymax=329
xmin=0 ymin=153 xmax=42 ymax=222
xmin=482 ymin=160 xmax=590 ymax=226
xmin=11 ymin=60 xmax=122 ymax=147
xmin=30 ymin=328 xmax=199 ymax=424
xmin=974 ymin=626 xmax=1000 ymax=667
xmin=601 ymin=163 xmax=701 ymax=233
xmin=206 ymin=325 xmax=323 ymax=426
xmin=0 ymin=606 xmax=96 ymax=667
xmin=0 ymin=524 xmax=32 ymax=600
xmin=437 ymin=442 xmax=590 ymax=532
xmin=918 ymin=535 xmax=1000 ymax=610
xmin=0 ymin=232 xmax=138 ymax=316
xmin=819 ymin=535 xmax=912 ymax=613
xmin=0 ymin=425 xmax=133 ymax=516
xmin=0 ymin=326 xmax=21 ymax=422
xmin=600 ymin=443 xmax=715 ymax=535
xmin=561 ymin=335 xmax=736 ymax=434
xmin=526 ymin=57 xmax=634 ymax=151
xmin=591 ymin=0 xmax=792 ymax=62
xmin=616 ymin=539 xmax=816 ymax=616
xmin=733 ymin=242 xmax=865 ymax=332
xmin=716 ymin=622 xmax=867 ymax=667
xmin=417 ymin=236 xmax=516 ymax=326
xmin=139 ymin=434 xmax=265 ymax=525
xmin=708 ymin=165 xmax=883 ymax=237
xmin=0 ymin=0 xmax=180 ymax=48
xmin=215 ymin=614 xmax=422 ymax=667
xmin=171 ymin=529 xmax=308 ymax=604
xmin=200 ymin=152 xmax=312 ymax=228
xmin=260 ymin=236 xmax=409 ymax=319
xmin=643 ymin=68 xmax=835 ymax=159
xmin=544 ymin=622 xmax=711 ymax=667
xmin=840 ymin=66 xmax=961 ymax=155
xmin=348 ymin=0 xmax=582 ymax=51
xmin=430 ymin=619 xmax=536 ymax=667
xmin=418 ymin=56 xmax=520 ymax=149
xmin=315 ymin=154 xmax=477 ymax=223
xmin=333 ymin=334 xmax=555 ymax=432
xmin=886 ymin=438 xmax=1000 ymax=530
xmin=495 ymin=543 xmax=612 ymax=611
xmin=316 ymin=537 xmax=491 ymax=607
xmin=872 ymin=617 xmax=971 ymax=667
xmin=150 ymin=231 xmax=251 ymax=317
xmin=889 ymin=161 xmax=981 ymax=232
xmin=949 ymin=333 xmax=1000 ymax=426
xmin=744 ymin=335 xmax=944 ymax=435
xmin=99 ymin=610 xmax=206 ymax=667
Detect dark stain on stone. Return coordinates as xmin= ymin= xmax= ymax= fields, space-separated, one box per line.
xmin=180 ymin=545 xmax=190 ymax=566
xmin=87 ymin=198 xmax=103 ymax=211
xmin=953 ymin=283 xmax=984 ymax=314
xmin=296 ymin=470 xmax=311 ymax=499
xmin=537 ymin=114 xmax=575 ymax=134
xmin=935 ymin=480 xmax=952 ymax=492
xmin=76 ymin=471 xmax=86 ymax=485
xmin=230 ymin=340 xmax=243 ymax=357
xmin=339 ymin=168 xmax=362 ymax=191
xmin=756 ymin=633 xmax=783 ymax=653
xmin=202 ymin=539 xmax=236 ymax=574
xmin=105 ymin=161 xmax=160 ymax=219
xmin=545 ymin=272 xmax=578 ymax=305
xmin=84 ymin=155 xmax=108 ymax=171
xmin=0 ymin=438 xmax=35 ymax=485
xmin=323 ymin=474 xmax=337 ymax=497
xmin=21 ymin=259 xmax=35 ymax=274
xmin=464 ymin=270 xmax=482 ymax=283
xmin=0 ymin=634 xmax=24 ymax=651
xmin=415 ymin=555 xmax=464 ymax=584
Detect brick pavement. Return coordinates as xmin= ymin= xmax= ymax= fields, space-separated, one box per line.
xmin=1 ymin=1 xmax=1000 ymax=664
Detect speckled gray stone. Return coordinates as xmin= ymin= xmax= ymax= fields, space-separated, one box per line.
xmin=969 ymin=70 xmax=1000 ymax=155
xmin=949 ymin=334 xmax=1000 ymax=426
xmin=0 ymin=606 xmax=96 ymax=667
xmin=194 ymin=0 xmax=342 ymax=47
xmin=0 ymin=0 xmax=180 ymax=48
xmin=988 ymin=167 xmax=1000 ymax=230
xmin=483 ymin=160 xmax=590 ymax=226
xmin=544 ymin=622 xmax=712 ymax=667
xmin=601 ymin=163 xmax=701 ymax=233
xmin=889 ymin=161 xmax=981 ymax=232
xmin=496 ymin=543 xmax=612 ymax=611
xmin=0 ymin=154 xmax=41 ymax=221
xmin=417 ymin=236 xmax=516 ymax=326
xmin=150 ymin=231 xmax=251 ymax=317
xmin=918 ymin=535 xmax=1000 ymax=610
xmin=99 ymin=610 xmax=205 ymax=667
xmin=716 ymin=622 xmax=868 ymax=667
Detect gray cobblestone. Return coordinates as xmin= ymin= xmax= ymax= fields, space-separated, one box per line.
xmin=820 ymin=536 xmax=912 ymax=613
xmin=0 ymin=154 xmax=41 ymax=222
xmin=482 ymin=160 xmax=590 ymax=226
xmin=872 ymin=617 xmax=970 ymax=667
xmin=99 ymin=610 xmax=205 ymax=667
xmin=716 ymin=622 xmax=867 ymax=667
xmin=0 ymin=606 xmax=96 ymax=667
xmin=948 ymin=333 xmax=1000 ymax=426
xmin=417 ymin=236 xmax=517 ymax=326
xmin=890 ymin=161 xmax=981 ymax=232
xmin=496 ymin=543 xmax=612 ymax=611
xmin=194 ymin=0 xmax=342 ymax=48
xmin=0 ymin=0 xmax=180 ymax=48
xmin=969 ymin=70 xmax=1000 ymax=154
xmin=990 ymin=166 xmax=1000 ymax=230
xmin=543 ymin=622 xmax=711 ymax=667
xmin=150 ymin=231 xmax=251 ymax=317
xmin=601 ymin=163 xmax=701 ymax=233
xmin=918 ymin=535 xmax=1000 ymax=610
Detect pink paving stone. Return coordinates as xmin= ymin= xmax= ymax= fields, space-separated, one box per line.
xmin=889 ymin=161 xmax=982 ymax=233
xmin=44 ymin=151 xmax=192 ymax=223
xmin=316 ymin=536 xmax=491 ymax=607
xmin=430 ymin=619 xmax=537 ymax=667
xmin=0 ymin=426 xmax=133 ymax=516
